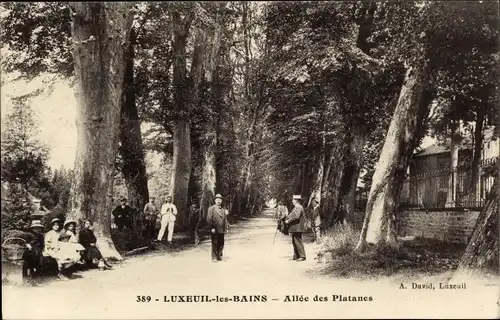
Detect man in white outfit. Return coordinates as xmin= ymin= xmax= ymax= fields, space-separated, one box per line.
xmin=155 ymin=195 xmax=177 ymax=244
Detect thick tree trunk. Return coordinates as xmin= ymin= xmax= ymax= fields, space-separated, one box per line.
xmin=242 ymin=97 xmax=261 ymax=211
xmin=446 ymin=121 xmax=460 ymax=207
xmin=304 ymin=152 xmax=325 ymax=227
xmin=355 ymin=60 xmax=434 ymax=252
xmin=452 ymin=180 xmax=498 ymax=280
xmin=198 ymin=6 xmax=225 ymax=241
xmin=322 ymin=147 xmax=336 ymax=192
xmin=344 ymin=130 xmax=367 ymax=219
xmin=236 ymin=1 xmax=256 ymax=216
xmin=243 ymin=173 xmax=254 ymax=216
xmin=68 ymin=2 xmax=135 ymax=260
xmin=300 ymin=161 xmax=310 ymax=196
xmin=469 ymin=111 xmax=485 ymax=197
xmin=170 ymin=122 xmax=192 ymax=227
xmin=170 ymin=13 xmax=191 ymax=229
xmin=239 ymin=127 xmax=257 ymax=215
xmin=242 ymin=1 xmax=250 ymax=99
xmin=341 ymin=130 xmax=366 ymax=224
xmin=307 ymin=121 xmax=327 ymax=208
xmin=120 ymin=27 xmax=149 ymax=213
xmin=322 ymin=158 xmax=345 ymax=228
xmin=170 ymin=11 xmax=204 ymax=228
xmin=345 ymin=166 xmax=361 ymax=223
xmin=308 ymin=153 xmax=325 ymax=207
xmin=198 ymin=140 xmax=216 ymax=216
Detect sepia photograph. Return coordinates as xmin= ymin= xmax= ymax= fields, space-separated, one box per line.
xmin=1 ymin=1 xmax=499 ymax=319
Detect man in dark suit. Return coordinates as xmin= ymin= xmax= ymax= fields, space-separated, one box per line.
xmin=112 ymin=198 xmax=134 ymax=231
xmin=206 ymin=194 xmax=229 ymax=262
xmin=284 ymin=195 xmax=307 ymax=261
xmin=143 ymin=196 xmax=158 ymax=239
xmin=188 ymin=202 xmax=200 ymax=244
xmin=23 ymin=220 xmax=45 ymax=278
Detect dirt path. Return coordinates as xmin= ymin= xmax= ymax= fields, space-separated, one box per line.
xmin=3 ymin=211 xmax=498 ymax=319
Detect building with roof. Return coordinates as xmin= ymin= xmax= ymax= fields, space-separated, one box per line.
xmin=1 ymin=182 xmax=51 ymax=219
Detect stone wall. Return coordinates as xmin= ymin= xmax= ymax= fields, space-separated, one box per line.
xmin=398 ymin=209 xmax=480 ymax=244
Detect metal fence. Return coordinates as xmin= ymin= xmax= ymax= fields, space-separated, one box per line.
xmin=400 ymin=157 xmax=497 ymax=210
xmin=355 ymin=157 xmax=497 ymax=211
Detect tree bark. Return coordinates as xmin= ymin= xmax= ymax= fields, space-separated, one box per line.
xmin=119 ymin=27 xmax=149 ymax=213
xmin=307 ymin=120 xmax=327 ymax=208
xmin=170 ymin=11 xmax=204 ymax=228
xmin=242 ymin=1 xmax=250 ymax=100
xmin=469 ymin=111 xmax=485 ymax=197
xmin=322 ymin=158 xmax=345 ymax=228
xmin=446 ymin=120 xmax=460 ymax=207
xmin=355 ymin=60 xmax=434 ymax=252
xmin=237 ymin=2 xmax=259 ymax=216
xmin=307 ymin=152 xmax=325 ymax=207
xmin=198 ymin=4 xmax=225 ymax=241
xmin=452 ymin=180 xmax=498 ymax=280
xmin=321 ymin=147 xmax=336 ymax=193
xmin=239 ymin=110 xmax=257 ymax=215
xmin=344 ymin=131 xmax=366 ymax=224
xmin=68 ymin=2 xmax=135 ymax=260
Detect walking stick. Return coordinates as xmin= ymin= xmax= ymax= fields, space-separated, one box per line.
xmin=270 ymin=220 xmax=280 ymax=254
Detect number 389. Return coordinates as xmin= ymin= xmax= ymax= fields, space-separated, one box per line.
xmin=137 ymin=296 xmax=152 ymax=302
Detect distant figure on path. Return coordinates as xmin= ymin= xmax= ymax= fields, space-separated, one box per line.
xmin=284 ymin=195 xmax=306 ymax=261
xmin=155 ymin=195 xmax=177 ymax=244
xmin=112 ymin=198 xmax=134 ymax=231
xmin=143 ymin=197 xmax=158 ymax=239
xmin=206 ymin=194 xmax=229 ymax=262
xmin=310 ymin=199 xmax=322 ymax=242
xmin=188 ymin=202 xmax=200 ymax=244
xmin=276 ymin=199 xmax=289 ymax=234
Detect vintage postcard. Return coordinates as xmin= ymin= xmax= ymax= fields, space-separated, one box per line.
xmin=1 ymin=1 xmax=499 ymax=319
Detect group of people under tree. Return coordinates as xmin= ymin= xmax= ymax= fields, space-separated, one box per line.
xmin=23 ymin=218 xmax=112 ymax=281
xmin=143 ymin=193 xmax=229 ymax=263
xmin=113 ymin=195 xmax=203 ymax=245
xmin=20 ymin=191 xmax=228 ymax=282
xmin=115 ymin=192 xmax=230 ymax=263
xmin=118 ymin=195 xmax=185 ymax=244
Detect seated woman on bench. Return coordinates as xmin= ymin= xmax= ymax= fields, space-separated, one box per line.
xmin=78 ymin=219 xmax=112 ymax=270
xmin=63 ymin=219 xmax=86 ymax=264
xmin=43 ymin=218 xmax=82 ymax=280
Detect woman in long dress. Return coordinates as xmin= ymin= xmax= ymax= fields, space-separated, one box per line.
xmin=43 ymin=218 xmax=81 ymax=280
xmin=78 ymin=219 xmax=112 ymax=270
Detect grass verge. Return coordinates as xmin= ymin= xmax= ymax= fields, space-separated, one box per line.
xmin=315 ymin=225 xmax=466 ymax=280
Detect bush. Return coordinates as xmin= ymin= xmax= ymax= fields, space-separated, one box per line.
xmin=41 ymin=204 xmax=66 ymax=230
xmin=1 ymin=183 xmax=33 ymax=233
xmin=319 ymin=223 xmax=360 ymax=256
